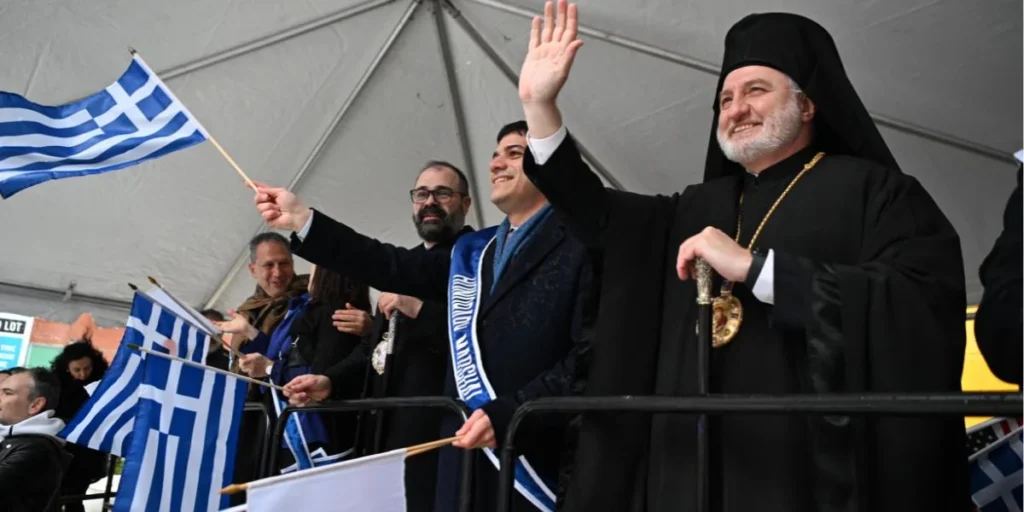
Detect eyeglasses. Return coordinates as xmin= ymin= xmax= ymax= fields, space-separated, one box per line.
xmin=410 ymin=187 xmax=461 ymax=204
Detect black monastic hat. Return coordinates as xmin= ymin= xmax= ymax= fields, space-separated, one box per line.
xmin=703 ymin=13 xmax=901 ymax=181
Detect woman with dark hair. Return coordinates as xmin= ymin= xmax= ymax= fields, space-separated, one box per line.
xmin=51 ymin=340 xmax=110 ymax=512
xmin=218 ymin=264 xmax=370 ymax=472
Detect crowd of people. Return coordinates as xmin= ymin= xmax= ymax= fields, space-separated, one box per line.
xmin=1 ymin=2 xmax=1018 ymax=511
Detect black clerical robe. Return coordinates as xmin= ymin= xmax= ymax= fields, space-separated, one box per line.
xmin=345 ymin=226 xmax=472 ymax=512
xmin=523 ymin=132 xmax=970 ymax=512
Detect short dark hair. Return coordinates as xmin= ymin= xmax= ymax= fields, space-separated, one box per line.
xmin=10 ymin=367 xmax=60 ymax=412
xmin=248 ymin=232 xmax=291 ymax=264
xmin=200 ymin=309 xmax=226 ymax=322
xmin=417 ymin=160 xmax=470 ymax=196
xmin=497 ymin=121 xmax=528 ymax=143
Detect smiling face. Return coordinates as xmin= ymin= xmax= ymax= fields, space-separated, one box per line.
xmin=248 ymin=240 xmax=295 ymax=298
xmin=715 ymin=65 xmax=814 ymax=171
xmin=489 ymin=131 xmax=545 ymax=217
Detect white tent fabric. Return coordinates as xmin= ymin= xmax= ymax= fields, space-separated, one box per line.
xmin=0 ymin=0 xmax=1019 ymax=326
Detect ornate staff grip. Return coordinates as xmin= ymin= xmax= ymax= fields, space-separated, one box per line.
xmin=385 ymin=313 xmax=399 ymax=355
xmin=695 ymin=258 xmax=713 ymax=305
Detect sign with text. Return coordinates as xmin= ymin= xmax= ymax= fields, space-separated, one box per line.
xmin=0 ymin=313 xmax=33 ymax=371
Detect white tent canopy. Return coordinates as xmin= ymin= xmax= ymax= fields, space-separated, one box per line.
xmin=1 ymin=0 xmax=1019 ymax=326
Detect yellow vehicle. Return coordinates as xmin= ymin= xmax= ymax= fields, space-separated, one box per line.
xmin=963 ymin=306 xmax=1018 ymax=427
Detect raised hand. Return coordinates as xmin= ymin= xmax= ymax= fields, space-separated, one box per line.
xmin=253 ymin=182 xmax=312 ymax=232
xmin=214 ymin=310 xmax=258 ymax=340
xmin=518 ymin=0 xmax=582 ymax=106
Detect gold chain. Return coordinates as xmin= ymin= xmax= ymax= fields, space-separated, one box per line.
xmin=735 ymin=152 xmax=825 ymax=249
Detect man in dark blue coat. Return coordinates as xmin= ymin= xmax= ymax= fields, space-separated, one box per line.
xmin=265 ymin=121 xmax=594 ymax=512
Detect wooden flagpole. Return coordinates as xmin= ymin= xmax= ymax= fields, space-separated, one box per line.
xmin=128 ymin=343 xmax=284 ymax=392
xmin=127 ymin=46 xmax=257 ymax=191
xmin=405 ymin=435 xmax=461 ymax=456
xmin=219 ymin=436 xmax=463 ymax=495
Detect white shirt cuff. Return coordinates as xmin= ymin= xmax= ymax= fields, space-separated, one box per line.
xmin=751 ymin=249 xmax=775 ymax=305
xmin=296 ymin=211 xmax=314 ymax=240
xmin=527 ymin=125 xmax=568 ymax=166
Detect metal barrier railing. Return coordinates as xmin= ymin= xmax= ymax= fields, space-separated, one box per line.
xmin=55 ymin=401 xmax=272 ymax=510
xmin=268 ymin=396 xmax=474 ymax=512
xmin=56 ymin=451 xmax=118 ymax=509
xmin=494 ymin=392 xmax=1024 ymax=512
xmin=245 ymin=400 xmax=274 ymax=483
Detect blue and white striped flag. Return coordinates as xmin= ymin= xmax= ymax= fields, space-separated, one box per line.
xmin=115 ymin=319 xmax=246 ymax=512
xmin=0 ymin=51 xmax=208 ymax=198
xmin=969 ymin=425 xmax=1023 ymax=512
xmin=60 ymin=291 xmax=210 ymax=456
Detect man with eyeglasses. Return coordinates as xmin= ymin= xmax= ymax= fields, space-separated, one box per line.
xmin=274 ymin=121 xmax=594 ymax=512
xmin=268 ymin=161 xmax=472 ymax=510
xmin=375 ymin=161 xmax=478 ymax=510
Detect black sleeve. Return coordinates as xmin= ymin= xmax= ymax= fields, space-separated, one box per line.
xmin=0 ymin=441 xmax=59 ymax=495
xmin=409 ymin=299 xmax=450 ymax=354
xmin=323 ymin=311 xmax=384 ymax=398
xmin=291 ymin=209 xmax=450 ymax=302
xmin=310 ymin=304 xmax=364 ymax=376
xmin=523 ymin=130 xmax=680 ymax=253
xmin=769 ymin=171 xmax=967 ymax=392
xmin=481 ymin=256 xmax=595 ymax=449
xmin=974 ymin=166 xmax=1023 ymax=386
xmin=522 ymin=131 xmax=612 ymax=248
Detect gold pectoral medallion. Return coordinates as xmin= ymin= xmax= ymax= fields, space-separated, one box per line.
xmin=711 ymin=283 xmax=743 ymax=347
xmin=694 ymin=151 xmax=824 ymax=349
xmin=696 ymin=282 xmax=744 ymax=348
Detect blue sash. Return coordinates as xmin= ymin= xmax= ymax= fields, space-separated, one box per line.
xmin=448 ymin=226 xmax=556 ymax=512
xmin=257 ymin=296 xmax=351 ymax=473
xmin=271 ymin=388 xmax=350 ymax=473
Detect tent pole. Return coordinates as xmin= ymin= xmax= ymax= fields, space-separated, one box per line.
xmin=203 ymin=0 xmax=424 ymax=310
xmin=443 ymin=0 xmax=626 ymax=190
xmin=432 ymin=0 xmax=487 ymax=227
xmin=160 ymin=0 xmax=399 ymax=81
xmin=0 ymin=280 xmax=132 ymax=311
xmin=462 ymin=0 xmax=1014 ymax=164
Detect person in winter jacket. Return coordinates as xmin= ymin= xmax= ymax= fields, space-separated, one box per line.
xmin=0 ymin=367 xmax=72 ymax=512
xmin=51 ymin=341 xmax=111 ymax=511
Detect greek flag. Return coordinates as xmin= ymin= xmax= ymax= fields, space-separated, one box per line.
xmin=60 ymin=291 xmax=208 ymax=456
xmin=115 ymin=317 xmax=246 ymax=512
xmin=0 ymin=51 xmax=207 ymax=198
xmin=969 ymin=425 xmax=1023 ymax=512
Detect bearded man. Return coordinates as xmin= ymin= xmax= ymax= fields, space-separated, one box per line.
xmin=516 ymin=3 xmax=969 ymax=511
xmin=290 ymin=160 xmax=475 ymax=511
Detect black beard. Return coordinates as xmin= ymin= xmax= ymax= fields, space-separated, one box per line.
xmin=414 ymin=206 xmax=456 ymax=244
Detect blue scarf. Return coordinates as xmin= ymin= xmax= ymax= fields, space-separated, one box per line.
xmin=239 ymin=293 xmax=337 ymax=465
xmin=266 ymin=293 xmax=309 ymax=369
xmin=491 ymin=204 xmax=553 ymax=292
